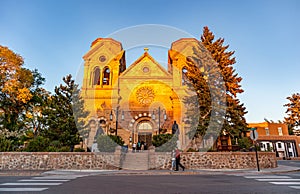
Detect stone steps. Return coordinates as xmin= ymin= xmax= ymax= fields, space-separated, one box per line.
xmin=121 ymin=152 xmax=149 ymax=170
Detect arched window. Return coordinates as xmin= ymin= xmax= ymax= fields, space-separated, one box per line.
xmin=103 ymin=67 xmax=110 ymax=85
xmin=182 ymin=67 xmax=188 ymax=85
xmin=138 ymin=121 xmax=152 ymax=131
xmin=93 ymin=67 xmax=100 ymax=85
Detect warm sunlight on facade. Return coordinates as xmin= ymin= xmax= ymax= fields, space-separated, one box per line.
xmin=81 ymin=38 xmax=196 ymax=149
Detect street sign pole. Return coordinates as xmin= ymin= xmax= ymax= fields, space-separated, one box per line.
xmin=250 ymin=128 xmax=260 ymax=172
xmin=254 ymin=142 xmax=260 ymax=172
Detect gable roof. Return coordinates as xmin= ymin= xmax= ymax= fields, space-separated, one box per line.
xmin=120 ymin=51 xmax=171 ymax=78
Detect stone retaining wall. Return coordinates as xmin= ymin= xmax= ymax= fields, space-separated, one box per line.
xmin=0 ymin=151 xmax=277 ymax=170
xmin=149 ymin=151 xmax=277 ymax=169
xmin=0 ymin=152 xmax=118 ymax=170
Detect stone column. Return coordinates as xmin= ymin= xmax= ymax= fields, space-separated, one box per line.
xmin=148 ymin=146 xmax=155 ymax=169
xmin=114 ymin=146 xmax=121 ymax=169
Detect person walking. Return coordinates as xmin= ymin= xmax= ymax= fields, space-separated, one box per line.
xmin=171 ymin=150 xmax=176 ymax=170
xmin=132 ymin=142 xmax=136 ymax=153
xmin=137 ymin=141 xmax=141 ymax=152
xmin=175 ymin=148 xmax=185 ymax=171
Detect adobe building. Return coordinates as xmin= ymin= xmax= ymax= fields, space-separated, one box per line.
xmin=81 ymin=38 xmax=198 ymax=150
xmin=248 ymin=122 xmax=300 ymax=158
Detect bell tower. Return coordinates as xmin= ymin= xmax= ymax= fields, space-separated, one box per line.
xmin=168 ymin=38 xmax=199 ymax=88
xmin=168 ymin=38 xmax=200 ymax=149
xmin=81 ymin=38 xmax=126 ymax=147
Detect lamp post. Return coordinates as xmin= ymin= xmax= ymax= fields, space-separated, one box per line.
xmin=152 ymin=107 xmax=167 ymax=134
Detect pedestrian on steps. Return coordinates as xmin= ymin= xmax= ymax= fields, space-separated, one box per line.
xmin=132 ymin=142 xmax=136 ymax=153
xmin=137 ymin=141 xmax=141 ymax=152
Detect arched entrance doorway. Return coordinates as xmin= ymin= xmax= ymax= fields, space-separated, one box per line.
xmin=137 ymin=120 xmax=153 ymax=147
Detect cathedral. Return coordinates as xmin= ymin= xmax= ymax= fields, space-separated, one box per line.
xmin=81 ymin=38 xmax=198 ymax=150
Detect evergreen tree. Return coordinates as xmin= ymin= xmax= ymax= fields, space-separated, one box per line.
xmin=184 ymin=27 xmax=247 ymax=143
xmin=183 ymin=40 xmax=227 ymax=146
xmin=42 ymin=75 xmax=89 ymax=151
xmin=200 ymin=26 xmax=248 ymax=138
xmin=201 ymin=27 xmax=244 ymax=97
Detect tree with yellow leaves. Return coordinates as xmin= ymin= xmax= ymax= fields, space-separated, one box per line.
xmin=284 ymin=93 xmax=300 ymax=135
xmin=0 ymin=46 xmax=38 ymax=149
xmin=0 ymin=46 xmax=33 ymax=104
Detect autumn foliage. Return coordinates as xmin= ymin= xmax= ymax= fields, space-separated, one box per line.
xmin=284 ymin=93 xmax=300 ymax=132
xmin=0 ymin=46 xmax=88 ymax=151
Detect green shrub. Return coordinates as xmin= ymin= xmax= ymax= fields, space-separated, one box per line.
xmin=238 ymin=137 xmax=252 ymax=150
xmin=25 ymin=136 xmax=50 ymax=152
xmin=58 ymin=146 xmax=70 ymax=152
xmin=153 ymin=134 xmax=177 ymax=152
xmin=97 ymin=135 xmax=124 ymax=152
xmin=74 ymin=147 xmax=85 ymax=152
xmin=0 ymin=136 xmax=13 ymax=151
xmin=152 ymin=134 xmax=174 ymax=147
xmin=45 ymin=146 xmax=59 ymax=152
xmin=108 ymin=135 xmax=124 ymax=146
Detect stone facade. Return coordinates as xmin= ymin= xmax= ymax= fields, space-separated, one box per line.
xmin=0 ymin=151 xmax=276 ymax=170
xmin=81 ymin=38 xmax=199 ymax=150
xmin=0 ymin=152 xmax=118 ymax=170
xmin=151 ymin=152 xmax=277 ymax=170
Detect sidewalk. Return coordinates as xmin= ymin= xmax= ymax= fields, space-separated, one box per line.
xmin=0 ymin=165 xmax=300 ymax=176
xmin=1 ymin=165 xmax=299 ymax=177
xmin=107 ymin=164 xmax=300 ymax=176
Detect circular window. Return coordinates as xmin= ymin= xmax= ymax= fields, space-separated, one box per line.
xmin=143 ymin=66 xmax=150 ymax=73
xmin=136 ymin=86 xmax=155 ymax=105
xmin=99 ymin=55 xmax=106 ymax=62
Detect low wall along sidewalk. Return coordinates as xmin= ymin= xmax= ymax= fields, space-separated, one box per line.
xmin=0 ymin=152 xmax=118 ymax=170
xmin=0 ymin=151 xmax=277 ymax=170
xmin=150 ymin=151 xmax=277 ymax=170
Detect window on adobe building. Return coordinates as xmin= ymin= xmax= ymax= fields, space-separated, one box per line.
xmin=103 ymin=67 xmax=110 ymax=85
xmin=278 ymin=143 xmax=282 ymax=148
xmin=93 ymin=67 xmax=100 ymax=85
xmin=278 ymin=127 xmax=283 ymax=136
xmin=260 ymin=143 xmax=264 ymax=149
xmin=265 ymin=128 xmax=270 ymax=136
xmin=266 ymin=143 xmax=270 ymax=151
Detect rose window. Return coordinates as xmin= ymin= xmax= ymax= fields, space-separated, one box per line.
xmin=136 ymin=86 xmax=155 ymax=105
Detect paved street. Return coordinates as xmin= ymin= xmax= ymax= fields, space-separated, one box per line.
xmin=1 ymin=160 xmax=300 ymax=194
xmin=2 ymin=173 xmax=300 ymax=194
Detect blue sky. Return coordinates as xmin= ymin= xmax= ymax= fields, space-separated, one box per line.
xmin=1 ymin=0 xmax=299 ymax=123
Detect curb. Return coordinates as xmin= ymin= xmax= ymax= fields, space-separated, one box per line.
xmin=1 ymin=166 xmax=300 ymax=177
xmin=0 ymin=170 xmax=46 ymax=176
